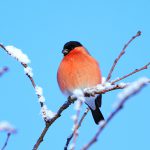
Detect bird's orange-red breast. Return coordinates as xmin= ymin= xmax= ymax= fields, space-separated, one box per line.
xmin=57 ymin=41 xmax=104 ymax=124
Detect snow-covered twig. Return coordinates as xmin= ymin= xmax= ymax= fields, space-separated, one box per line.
xmin=1 ymin=31 xmax=149 ymax=150
xmin=33 ymin=79 xmax=144 ymax=150
xmin=64 ymin=108 xmax=89 ymax=150
xmin=0 ymin=121 xmax=16 ymax=134
xmin=106 ymin=31 xmax=141 ymax=82
xmin=0 ymin=67 xmax=8 ymax=77
xmin=81 ymin=77 xmax=150 ymax=150
xmin=0 ymin=44 xmax=54 ymax=121
xmin=70 ymin=101 xmax=83 ymax=150
xmin=0 ymin=121 xmax=17 ymax=150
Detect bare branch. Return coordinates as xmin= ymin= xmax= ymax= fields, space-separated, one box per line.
xmin=64 ymin=108 xmax=89 ymax=150
xmin=81 ymin=78 xmax=150 ymax=150
xmin=106 ymin=31 xmax=141 ymax=82
xmin=111 ymin=62 xmax=150 ymax=84
xmin=1 ymin=133 xmax=11 ymax=150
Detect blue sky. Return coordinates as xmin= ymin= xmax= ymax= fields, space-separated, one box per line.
xmin=0 ymin=0 xmax=150 ymax=150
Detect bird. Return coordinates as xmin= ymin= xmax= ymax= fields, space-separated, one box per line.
xmin=57 ymin=41 xmax=104 ymax=124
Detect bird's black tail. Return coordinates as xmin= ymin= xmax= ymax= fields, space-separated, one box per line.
xmin=90 ymin=94 xmax=104 ymax=124
xmin=91 ymin=107 xmax=104 ymax=124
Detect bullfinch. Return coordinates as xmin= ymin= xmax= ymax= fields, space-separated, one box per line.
xmin=57 ymin=41 xmax=104 ymax=124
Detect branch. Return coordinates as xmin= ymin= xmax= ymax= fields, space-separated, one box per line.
xmin=106 ymin=31 xmax=141 ymax=82
xmin=1 ymin=40 xmax=149 ymax=150
xmin=0 ymin=44 xmax=52 ymax=121
xmin=33 ymin=82 xmax=129 ymax=150
xmin=71 ymin=101 xmax=83 ymax=150
xmin=1 ymin=133 xmax=11 ymax=150
xmin=64 ymin=108 xmax=89 ymax=150
xmin=111 ymin=62 xmax=150 ymax=84
xmin=0 ymin=121 xmax=16 ymax=150
xmin=81 ymin=77 xmax=150 ymax=150
xmin=0 ymin=44 xmax=41 ymax=104
xmin=33 ymin=96 xmax=77 ymax=150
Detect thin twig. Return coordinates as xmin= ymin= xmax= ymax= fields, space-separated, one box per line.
xmin=106 ymin=31 xmax=141 ymax=82
xmin=64 ymin=108 xmax=89 ymax=150
xmin=65 ymin=60 xmax=150 ymax=150
xmin=1 ymin=133 xmax=11 ymax=150
xmin=72 ymin=101 xmax=83 ymax=150
xmin=33 ymin=97 xmax=77 ymax=150
xmin=81 ymin=78 xmax=149 ymax=150
xmin=0 ymin=44 xmax=44 ymax=110
xmin=1 ymin=40 xmax=149 ymax=150
xmin=111 ymin=62 xmax=150 ymax=84
xmin=33 ymin=82 xmax=127 ymax=150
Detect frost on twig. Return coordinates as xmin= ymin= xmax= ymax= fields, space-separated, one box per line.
xmin=1 ymin=31 xmax=149 ymax=150
xmin=24 ymin=66 xmax=33 ymax=77
xmin=5 ymin=46 xmax=30 ymax=64
xmin=117 ymin=77 xmax=150 ymax=101
xmin=81 ymin=77 xmax=150 ymax=150
xmin=0 ymin=44 xmax=55 ymax=122
xmin=35 ymin=86 xmax=55 ymax=121
xmin=68 ymin=89 xmax=84 ymax=150
xmin=0 ymin=121 xmax=17 ymax=150
xmin=0 ymin=121 xmax=16 ymax=134
xmin=65 ymin=108 xmax=89 ymax=150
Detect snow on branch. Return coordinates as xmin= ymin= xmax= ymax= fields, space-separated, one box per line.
xmin=64 ymin=108 xmax=90 ymax=150
xmin=0 ymin=44 xmax=55 ymax=122
xmin=1 ymin=31 xmax=150 ymax=150
xmin=118 ymin=77 xmax=150 ymax=101
xmin=0 ymin=121 xmax=17 ymax=150
xmin=0 ymin=121 xmax=16 ymax=134
xmin=5 ymin=45 xmax=30 ymax=64
xmin=81 ymin=77 xmax=150 ymax=150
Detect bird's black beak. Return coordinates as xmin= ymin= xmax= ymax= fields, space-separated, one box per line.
xmin=62 ymin=49 xmax=69 ymax=56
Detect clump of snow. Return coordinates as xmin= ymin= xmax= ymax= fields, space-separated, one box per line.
xmin=38 ymin=96 xmax=45 ymax=103
xmin=99 ymin=120 xmax=106 ymax=127
xmin=35 ymin=86 xmax=43 ymax=96
xmin=41 ymin=105 xmax=56 ymax=121
xmin=73 ymin=89 xmax=85 ymax=102
xmin=0 ymin=121 xmax=16 ymax=134
xmin=5 ymin=46 xmax=30 ymax=64
xmin=118 ymin=82 xmax=127 ymax=87
xmin=35 ymin=86 xmax=46 ymax=103
xmin=118 ymin=77 xmax=150 ymax=100
xmin=35 ymin=86 xmax=54 ymax=120
xmin=101 ymin=77 xmax=106 ymax=84
xmin=74 ymin=100 xmax=82 ymax=111
xmin=71 ymin=114 xmax=78 ymax=122
xmin=96 ymin=84 xmax=105 ymax=91
xmin=69 ymin=143 xmax=75 ymax=150
xmin=24 ymin=66 xmax=33 ymax=77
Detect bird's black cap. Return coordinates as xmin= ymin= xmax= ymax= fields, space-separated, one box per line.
xmin=62 ymin=41 xmax=82 ymax=56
